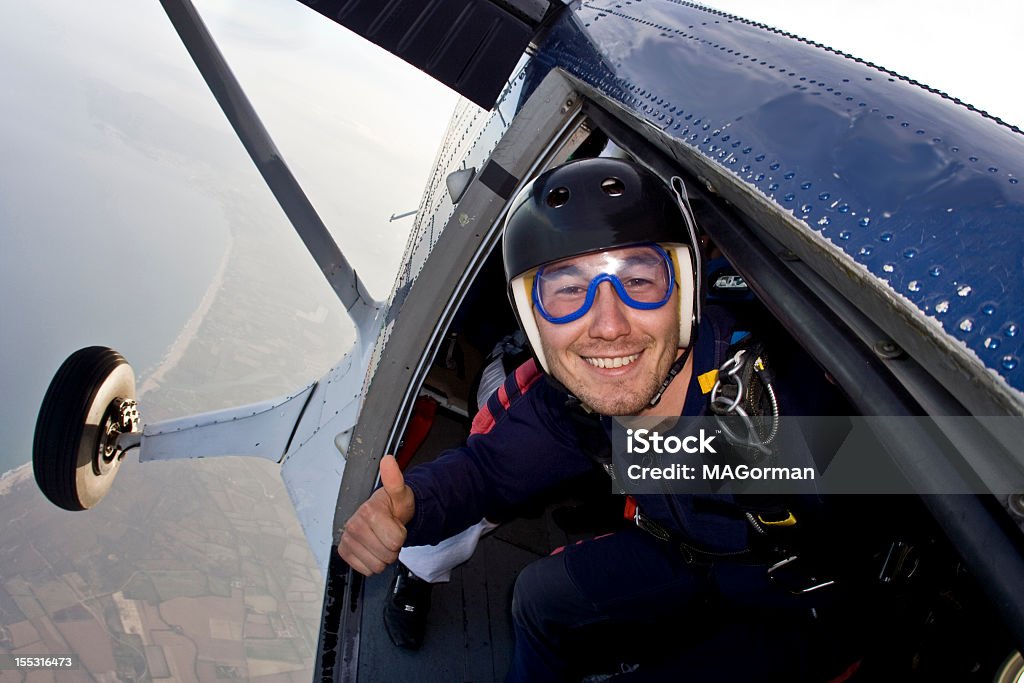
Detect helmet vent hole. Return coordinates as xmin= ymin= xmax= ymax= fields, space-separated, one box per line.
xmin=601 ymin=177 xmax=625 ymax=196
xmin=547 ymin=187 xmax=570 ymax=208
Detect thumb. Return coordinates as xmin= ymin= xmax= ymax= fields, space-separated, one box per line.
xmin=379 ymin=454 xmax=406 ymax=499
xmin=378 ymin=454 xmax=414 ymax=523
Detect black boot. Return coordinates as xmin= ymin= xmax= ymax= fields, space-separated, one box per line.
xmin=383 ymin=562 xmax=433 ymax=650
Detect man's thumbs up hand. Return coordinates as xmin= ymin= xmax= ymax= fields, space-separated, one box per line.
xmin=338 ymin=455 xmax=416 ymax=576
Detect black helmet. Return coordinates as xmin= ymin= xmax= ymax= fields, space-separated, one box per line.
xmin=503 ymin=157 xmax=701 ymax=372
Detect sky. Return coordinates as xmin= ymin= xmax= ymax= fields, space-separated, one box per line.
xmin=2 ymin=0 xmax=1022 ymax=478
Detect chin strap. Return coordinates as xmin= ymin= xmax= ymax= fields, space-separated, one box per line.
xmin=648 ymin=343 xmax=693 ymax=408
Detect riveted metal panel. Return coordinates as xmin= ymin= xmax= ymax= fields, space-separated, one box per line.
xmin=536 ymin=0 xmax=1024 ymax=414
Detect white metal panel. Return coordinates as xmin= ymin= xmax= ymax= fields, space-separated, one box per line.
xmin=138 ymin=382 xmax=316 ymax=461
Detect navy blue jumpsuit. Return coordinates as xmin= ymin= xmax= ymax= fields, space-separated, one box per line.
xmin=403 ymin=306 xmax=854 ymax=681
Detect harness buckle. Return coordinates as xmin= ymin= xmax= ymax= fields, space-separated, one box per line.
xmin=767 ymin=555 xmax=836 ymax=595
xmin=633 ymin=508 xmax=673 ymax=543
xmin=757 ymin=511 xmax=798 ymax=527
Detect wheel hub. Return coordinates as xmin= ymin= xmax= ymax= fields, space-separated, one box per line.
xmin=96 ymin=398 xmax=139 ymax=474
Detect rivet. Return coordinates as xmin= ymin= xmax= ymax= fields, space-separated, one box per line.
xmin=874 ymin=340 xmax=904 ymax=359
xmin=1008 ymin=493 xmax=1024 ymax=519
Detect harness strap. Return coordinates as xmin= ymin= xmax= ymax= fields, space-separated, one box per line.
xmin=624 ymin=495 xmax=776 ymax=566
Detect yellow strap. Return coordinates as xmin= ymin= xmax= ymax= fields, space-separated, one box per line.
xmin=697 ymin=369 xmax=719 ymax=395
xmin=758 ymin=511 xmax=798 ymax=527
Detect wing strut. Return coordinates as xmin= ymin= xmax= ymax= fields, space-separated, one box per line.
xmin=157 ymin=0 xmax=381 ymax=339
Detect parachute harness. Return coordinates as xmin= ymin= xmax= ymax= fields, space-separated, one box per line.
xmin=709 ymin=344 xmax=780 ymax=461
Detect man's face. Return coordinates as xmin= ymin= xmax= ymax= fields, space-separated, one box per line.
xmin=535 ymin=246 xmax=682 ymax=416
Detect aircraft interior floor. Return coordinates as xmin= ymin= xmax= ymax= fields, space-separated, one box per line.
xmin=356 ymin=407 xmax=595 ymax=682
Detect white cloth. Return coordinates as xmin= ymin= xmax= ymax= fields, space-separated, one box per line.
xmin=477 ymin=355 xmax=508 ymax=409
xmin=399 ymin=518 xmax=499 ymax=583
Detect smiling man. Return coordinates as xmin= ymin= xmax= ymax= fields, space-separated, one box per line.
xmin=338 ymin=157 xmax=859 ymax=681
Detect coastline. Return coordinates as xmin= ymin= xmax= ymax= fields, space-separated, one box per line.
xmin=137 ymin=233 xmax=235 ymax=398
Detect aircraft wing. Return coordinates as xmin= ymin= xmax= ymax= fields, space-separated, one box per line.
xmin=296 ymin=0 xmax=562 ymax=109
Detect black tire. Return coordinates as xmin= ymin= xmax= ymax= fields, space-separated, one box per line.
xmin=33 ymin=346 xmax=137 ymax=511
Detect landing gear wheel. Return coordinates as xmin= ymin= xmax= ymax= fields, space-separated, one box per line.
xmin=995 ymin=651 xmax=1023 ymax=683
xmin=33 ymin=346 xmax=140 ymax=511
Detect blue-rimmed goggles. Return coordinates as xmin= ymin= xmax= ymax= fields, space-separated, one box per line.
xmin=531 ymin=243 xmax=676 ymax=324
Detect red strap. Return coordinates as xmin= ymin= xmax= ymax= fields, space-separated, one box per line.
xmin=514 ymin=357 xmax=542 ymax=394
xmin=550 ymin=532 xmax=616 ymax=555
xmin=471 ymin=358 xmax=543 ymax=436
xmin=825 ymin=658 xmax=862 ymax=683
xmin=395 ymin=396 xmax=438 ymax=470
xmin=623 ymin=495 xmax=638 ymax=521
